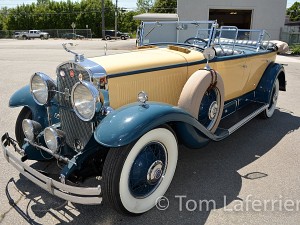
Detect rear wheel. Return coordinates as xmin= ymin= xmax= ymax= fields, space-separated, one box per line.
xmin=260 ymin=78 xmax=279 ymax=119
xmin=105 ymin=35 xmax=111 ymax=40
xmin=103 ymin=127 xmax=178 ymax=215
xmin=15 ymin=107 xmax=32 ymax=147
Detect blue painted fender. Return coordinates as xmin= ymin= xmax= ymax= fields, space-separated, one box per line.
xmin=256 ymin=63 xmax=285 ymax=103
xmin=9 ymin=85 xmax=36 ymax=108
xmin=94 ymin=102 xmax=229 ymax=148
xmin=9 ymin=85 xmax=49 ymax=127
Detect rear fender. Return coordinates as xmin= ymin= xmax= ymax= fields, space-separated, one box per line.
xmin=94 ymin=102 xmax=229 ymax=148
xmin=256 ymin=63 xmax=285 ymax=103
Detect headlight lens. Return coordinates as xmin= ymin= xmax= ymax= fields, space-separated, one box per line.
xmin=44 ymin=127 xmax=65 ymax=152
xmin=22 ymin=119 xmax=42 ymax=142
xmin=30 ymin=72 xmax=56 ymax=105
xmin=71 ymin=81 xmax=100 ymax=121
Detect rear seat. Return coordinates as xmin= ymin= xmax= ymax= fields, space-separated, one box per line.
xmin=214 ymin=47 xmax=244 ymax=56
xmin=215 ymin=39 xmax=258 ymax=47
xmin=216 ymin=39 xmax=275 ymax=49
xmin=213 ymin=39 xmax=276 ymax=56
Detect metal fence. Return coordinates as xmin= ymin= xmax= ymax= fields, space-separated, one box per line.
xmin=280 ymin=26 xmax=300 ymax=45
xmin=0 ymin=29 xmax=93 ymax=39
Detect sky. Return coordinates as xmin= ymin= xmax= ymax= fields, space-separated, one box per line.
xmin=0 ymin=0 xmax=297 ymax=9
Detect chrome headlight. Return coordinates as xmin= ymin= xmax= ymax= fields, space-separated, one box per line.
xmin=22 ymin=119 xmax=42 ymax=142
xmin=30 ymin=72 xmax=56 ymax=105
xmin=44 ymin=127 xmax=66 ymax=152
xmin=71 ymin=81 xmax=100 ymax=121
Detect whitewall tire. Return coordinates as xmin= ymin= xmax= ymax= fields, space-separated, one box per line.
xmin=102 ymin=127 xmax=178 ymax=215
xmin=261 ymin=78 xmax=279 ymax=119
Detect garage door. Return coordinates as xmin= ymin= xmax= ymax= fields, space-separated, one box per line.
xmin=209 ymin=9 xmax=252 ymax=29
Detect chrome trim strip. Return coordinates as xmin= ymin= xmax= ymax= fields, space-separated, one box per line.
xmin=228 ymin=104 xmax=269 ymax=135
xmin=1 ymin=138 xmax=102 ymax=205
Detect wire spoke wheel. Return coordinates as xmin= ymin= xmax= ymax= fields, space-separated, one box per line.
xmin=103 ymin=127 xmax=178 ymax=215
xmin=198 ymin=87 xmax=222 ymax=131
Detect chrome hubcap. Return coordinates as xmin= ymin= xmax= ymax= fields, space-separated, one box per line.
xmin=208 ymin=101 xmax=219 ymax=120
xmin=147 ymin=160 xmax=164 ymax=184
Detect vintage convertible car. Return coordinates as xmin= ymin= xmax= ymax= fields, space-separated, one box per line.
xmin=1 ymin=21 xmax=287 ymax=215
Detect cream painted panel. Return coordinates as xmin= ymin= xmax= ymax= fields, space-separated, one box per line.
xmin=89 ymin=48 xmax=188 ymax=75
xmin=243 ymin=52 xmax=277 ymax=94
xmin=215 ymin=58 xmax=248 ymax=101
xmin=108 ymin=67 xmax=187 ymax=109
xmin=187 ymin=62 xmax=217 ymax=78
xmin=89 ymin=48 xmax=204 ymax=76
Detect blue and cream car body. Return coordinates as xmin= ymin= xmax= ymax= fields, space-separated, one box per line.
xmin=1 ymin=21 xmax=287 ymax=215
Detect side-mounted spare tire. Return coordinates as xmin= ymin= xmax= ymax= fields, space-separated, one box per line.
xmin=178 ymin=69 xmax=225 ymax=133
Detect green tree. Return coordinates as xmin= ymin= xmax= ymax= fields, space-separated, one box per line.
xmin=287 ymin=1 xmax=300 ymax=21
xmin=0 ymin=7 xmax=8 ymax=30
xmin=136 ymin=0 xmax=153 ymax=13
xmin=152 ymin=0 xmax=177 ymax=13
xmin=3 ymin=0 xmax=116 ymax=37
xmin=118 ymin=10 xmax=140 ymax=33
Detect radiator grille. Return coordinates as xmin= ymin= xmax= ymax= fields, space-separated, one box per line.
xmin=57 ymin=62 xmax=93 ymax=150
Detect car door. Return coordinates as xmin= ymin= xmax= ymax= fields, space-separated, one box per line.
xmin=35 ymin=31 xmax=40 ymax=38
xmin=214 ymin=56 xmax=250 ymax=101
xmin=242 ymin=52 xmax=277 ymax=94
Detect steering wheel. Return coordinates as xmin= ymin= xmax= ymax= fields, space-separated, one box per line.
xmin=184 ymin=37 xmax=208 ymax=47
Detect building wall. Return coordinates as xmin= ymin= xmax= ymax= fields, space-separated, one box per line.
xmin=177 ymin=0 xmax=287 ymax=39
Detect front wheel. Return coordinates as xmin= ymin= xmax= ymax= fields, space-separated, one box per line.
xmin=260 ymin=78 xmax=279 ymax=119
xmin=15 ymin=107 xmax=32 ymax=147
xmin=102 ymin=127 xmax=178 ymax=215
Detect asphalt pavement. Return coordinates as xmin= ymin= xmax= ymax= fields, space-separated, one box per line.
xmin=0 ymin=39 xmax=299 ymax=225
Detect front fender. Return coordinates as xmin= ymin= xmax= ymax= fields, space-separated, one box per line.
xmin=9 ymin=85 xmax=36 ymax=108
xmin=9 ymin=85 xmax=50 ymax=127
xmin=94 ymin=102 xmax=229 ymax=148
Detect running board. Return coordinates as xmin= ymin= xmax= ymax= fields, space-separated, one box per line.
xmin=227 ymin=104 xmax=269 ymax=135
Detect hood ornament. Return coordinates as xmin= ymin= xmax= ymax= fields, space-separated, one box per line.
xmin=62 ymin=43 xmax=84 ymax=62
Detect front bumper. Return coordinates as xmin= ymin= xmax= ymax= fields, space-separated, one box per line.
xmin=1 ymin=133 xmax=102 ymax=205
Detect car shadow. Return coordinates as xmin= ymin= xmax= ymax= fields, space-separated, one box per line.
xmin=6 ymin=109 xmax=300 ymax=225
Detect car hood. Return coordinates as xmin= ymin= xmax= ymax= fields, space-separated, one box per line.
xmin=88 ymin=47 xmax=204 ymax=77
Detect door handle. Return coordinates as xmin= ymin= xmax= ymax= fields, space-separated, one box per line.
xmin=242 ymin=64 xmax=248 ymax=68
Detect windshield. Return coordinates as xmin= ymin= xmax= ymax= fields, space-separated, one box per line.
xmin=138 ymin=21 xmax=217 ymax=47
xmin=138 ymin=21 xmax=271 ymax=52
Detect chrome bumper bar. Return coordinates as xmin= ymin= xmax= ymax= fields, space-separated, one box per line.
xmin=1 ymin=133 xmax=102 ymax=205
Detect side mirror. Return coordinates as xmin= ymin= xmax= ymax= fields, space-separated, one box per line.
xmin=203 ymin=47 xmax=216 ymax=70
xmin=203 ymin=47 xmax=216 ymax=61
